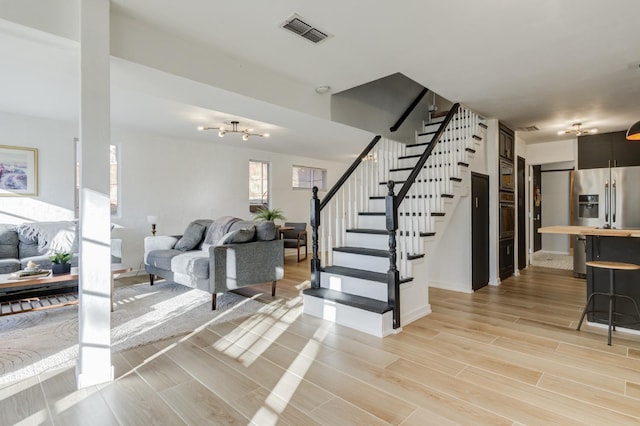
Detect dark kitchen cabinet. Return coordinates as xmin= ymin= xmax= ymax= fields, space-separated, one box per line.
xmin=499 ymin=124 xmax=515 ymax=160
xmin=499 ymin=238 xmax=514 ymax=280
xmin=612 ymin=132 xmax=640 ymax=167
xmin=578 ymin=131 xmax=640 ymax=169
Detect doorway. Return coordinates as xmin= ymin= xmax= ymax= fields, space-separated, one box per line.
xmin=471 ymin=172 xmax=489 ymax=291
xmin=532 ymin=165 xmax=542 ymax=252
xmin=517 ymin=156 xmax=526 ymax=269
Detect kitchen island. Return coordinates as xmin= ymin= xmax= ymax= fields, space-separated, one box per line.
xmin=539 ymin=226 xmax=640 ymax=333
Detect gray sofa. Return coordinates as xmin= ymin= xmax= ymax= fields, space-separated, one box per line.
xmin=144 ymin=217 xmax=284 ymax=309
xmin=0 ymin=221 xmax=122 ymax=274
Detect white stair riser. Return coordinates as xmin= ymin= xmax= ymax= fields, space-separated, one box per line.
xmin=389 ymin=169 xmax=412 ymax=181
xmin=320 ymin=272 xmax=387 ymax=301
xmin=398 ymin=157 xmax=420 ymax=168
xmin=417 ymin=133 xmax=435 ymax=144
xmin=422 ymin=123 xmax=440 ymax=133
xmin=358 ymin=214 xmax=386 ymax=229
xmin=345 ymin=232 xmax=389 ymax=250
xmin=332 ymin=251 xmax=388 ymax=273
xmin=368 ymin=198 xmax=386 ymax=211
xmin=303 ymin=294 xmax=393 ymax=337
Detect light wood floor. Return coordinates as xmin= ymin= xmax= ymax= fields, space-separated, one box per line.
xmin=2 ymin=257 xmax=640 ymax=425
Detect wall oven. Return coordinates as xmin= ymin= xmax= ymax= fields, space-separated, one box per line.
xmin=499 ymin=158 xmax=515 ymax=192
xmin=499 ymin=191 xmax=515 ymax=239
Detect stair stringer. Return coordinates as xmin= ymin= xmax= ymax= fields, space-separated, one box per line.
xmin=398 ymin=166 xmax=472 ymax=327
xmin=419 ymin=146 xmax=482 ymax=294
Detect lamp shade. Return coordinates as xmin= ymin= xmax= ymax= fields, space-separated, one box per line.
xmin=147 ymin=215 xmax=158 ymax=224
xmin=626 ymin=120 xmax=640 ymax=141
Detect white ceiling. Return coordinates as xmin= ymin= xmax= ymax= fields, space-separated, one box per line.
xmin=2 ymin=0 xmax=640 ymax=160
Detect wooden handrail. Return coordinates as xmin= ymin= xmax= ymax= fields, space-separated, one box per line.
xmin=389 ymin=88 xmax=429 ymax=133
xmin=319 ymin=135 xmax=381 ymax=210
xmin=394 ymin=103 xmax=460 ymax=205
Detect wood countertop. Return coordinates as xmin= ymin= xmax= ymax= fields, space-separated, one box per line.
xmin=538 ymin=226 xmax=640 ymax=237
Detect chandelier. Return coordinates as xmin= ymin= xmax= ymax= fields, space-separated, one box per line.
xmin=197 ymin=120 xmax=269 ymax=141
xmin=557 ymin=122 xmax=598 ymax=136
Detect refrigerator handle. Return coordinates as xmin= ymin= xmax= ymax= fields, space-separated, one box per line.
xmin=612 ymin=180 xmax=617 ymax=224
xmin=605 ymin=180 xmax=609 ymax=223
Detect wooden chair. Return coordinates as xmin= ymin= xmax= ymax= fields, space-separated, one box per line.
xmin=282 ymin=222 xmax=308 ymax=262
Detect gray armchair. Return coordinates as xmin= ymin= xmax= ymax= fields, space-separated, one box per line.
xmin=282 ymin=222 xmax=307 ymax=262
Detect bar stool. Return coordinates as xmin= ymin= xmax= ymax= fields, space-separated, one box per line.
xmin=577 ymin=260 xmax=640 ymax=345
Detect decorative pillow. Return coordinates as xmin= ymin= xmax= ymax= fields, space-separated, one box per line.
xmin=16 ymin=221 xmax=77 ymax=254
xmin=174 ymin=221 xmax=207 ymax=251
xmin=217 ymin=226 xmax=256 ymax=245
xmin=229 ymin=220 xmax=277 ymax=241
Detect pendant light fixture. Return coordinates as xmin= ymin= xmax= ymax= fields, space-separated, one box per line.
xmin=557 ymin=122 xmax=598 ymax=136
xmin=626 ymin=120 xmax=640 ymax=141
xmin=197 ymin=120 xmax=269 ymax=141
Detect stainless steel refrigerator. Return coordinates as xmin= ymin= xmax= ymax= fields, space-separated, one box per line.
xmin=573 ymin=166 xmax=640 ymax=276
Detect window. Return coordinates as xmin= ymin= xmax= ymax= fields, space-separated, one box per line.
xmin=75 ymin=144 xmax=119 ymax=216
xmin=249 ymin=160 xmax=269 ymax=212
xmin=292 ymin=165 xmax=327 ymax=190
xmin=109 ymin=145 xmax=119 ymax=215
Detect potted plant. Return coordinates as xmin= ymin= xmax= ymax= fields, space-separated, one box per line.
xmin=49 ymin=251 xmax=72 ymax=275
xmin=253 ymin=207 xmax=286 ymax=223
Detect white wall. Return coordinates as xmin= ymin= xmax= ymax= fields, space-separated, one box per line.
xmin=515 ymin=134 xmax=528 ymax=271
xmin=527 ymin=138 xmax=576 ymax=165
xmin=0 ymin=110 xmax=76 ymax=223
xmin=0 ymin=110 xmax=349 ymax=273
xmin=110 ymin=127 xmax=349 ymax=272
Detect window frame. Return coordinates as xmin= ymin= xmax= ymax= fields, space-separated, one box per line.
xmin=75 ymin=142 xmax=120 ymax=217
xmin=292 ymin=165 xmax=327 ymax=191
xmin=249 ymin=159 xmax=270 ymax=213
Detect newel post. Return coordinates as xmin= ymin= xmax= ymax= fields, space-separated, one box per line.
xmin=310 ymin=186 xmax=321 ymax=288
xmin=385 ymin=180 xmax=401 ymax=329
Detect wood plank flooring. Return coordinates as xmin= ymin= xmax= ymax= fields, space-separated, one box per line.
xmin=2 ymin=258 xmax=640 ymax=425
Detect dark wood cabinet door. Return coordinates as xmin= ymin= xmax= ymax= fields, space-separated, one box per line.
xmin=472 ymin=173 xmax=489 ymax=291
xmin=499 ymin=239 xmax=514 ymax=280
xmin=578 ymin=133 xmax=612 ymax=169
xmin=499 ymin=124 xmax=514 ymax=160
xmin=611 ymin=130 xmax=640 ymax=167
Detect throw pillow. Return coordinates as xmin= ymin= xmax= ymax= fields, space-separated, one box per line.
xmin=217 ymin=226 xmax=256 ymax=245
xmin=174 ymin=221 xmax=207 ymax=251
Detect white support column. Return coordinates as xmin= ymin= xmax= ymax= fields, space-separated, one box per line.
xmin=76 ymin=0 xmax=113 ymax=389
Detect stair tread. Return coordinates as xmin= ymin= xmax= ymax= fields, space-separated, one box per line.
xmin=369 ymin=194 xmax=453 ymax=199
xmin=303 ymin=288 xmax=392 ymax=314
xmin=321 ymin=265 xmax=413 ymax=284
xmin=333 ymin=246 xmax=388 ymax=257
xmin=346 ymin=228 xmax=388 ymax=235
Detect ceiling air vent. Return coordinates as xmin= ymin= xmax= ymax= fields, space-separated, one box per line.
xmin=517 ymin=125 xmax=540 ymax=132
xmin=281 ymin=14 xmax=331 ymax=44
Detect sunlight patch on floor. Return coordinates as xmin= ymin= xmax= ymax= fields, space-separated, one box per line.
xmin=252 ymin=323 xmax=332 ymax=424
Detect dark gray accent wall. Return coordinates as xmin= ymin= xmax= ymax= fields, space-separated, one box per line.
xmin=331 ymin=73 xmax=453 ymax=144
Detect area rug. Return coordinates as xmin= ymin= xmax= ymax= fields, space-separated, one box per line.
xmin=0 ymin=281 xmax=268 ymax=386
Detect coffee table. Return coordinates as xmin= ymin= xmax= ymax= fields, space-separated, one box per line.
xmin=0 ymin=264 xmax=131 ymax=316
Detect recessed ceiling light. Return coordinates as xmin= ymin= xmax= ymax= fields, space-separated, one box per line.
xmin=315 ymin=85 xmax=331 ymax=94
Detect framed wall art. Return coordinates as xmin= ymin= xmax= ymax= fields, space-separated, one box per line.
xmin=0 ymin=145 xmax=38 ymax=196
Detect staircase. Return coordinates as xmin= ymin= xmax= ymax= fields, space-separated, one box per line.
xmin=303 ymin=104 xmax=486 ymax=337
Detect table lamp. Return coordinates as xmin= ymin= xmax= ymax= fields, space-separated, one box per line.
xmin=147 ymin=215 xmax=158 ymax=236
